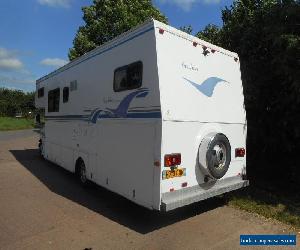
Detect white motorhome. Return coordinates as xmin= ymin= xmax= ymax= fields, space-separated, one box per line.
xmin=35 ymin=19 xmax=248 ymax=211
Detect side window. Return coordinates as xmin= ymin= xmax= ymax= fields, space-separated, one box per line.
xmin=114 ymin=61 xmax=143 ymax=92
xmin=63 ymin=87 xmax=69 ymax=103
xmin=48 ymin=88 xmax=60 ymax=112
xmin=70 ymin=80 xmax=77 ymax=91
xmin=38 ymin=87 xmax=44 ymax=98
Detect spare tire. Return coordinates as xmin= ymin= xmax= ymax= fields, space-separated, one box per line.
xmin=198 ymin=133 xmax=231 ymax=179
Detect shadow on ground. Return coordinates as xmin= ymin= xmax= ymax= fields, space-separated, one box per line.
xmin=10 ymin=148 xmax=226 ymax=234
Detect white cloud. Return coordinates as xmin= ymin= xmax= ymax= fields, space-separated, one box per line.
xmin=0 ymin=58 xmax=23 ymax=70
xmin=0 ymin=47 xmax=24 ymax=71
xmin=0 ymin=47 xmax=35 ymax=91
xmin=0 ymin=48 xmax=12 ymax=58
xmin=157 ymin=0 xmax=221 ymax=11
xmin=40 ymin=58 xmax=68 ymax=67
xmin=37 ymin=0 xmax=71 ymax=8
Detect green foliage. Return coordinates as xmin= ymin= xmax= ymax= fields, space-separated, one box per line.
xmin=69 ymin=0 xmax=168 ymax=60
xmin=196 ymin=24 xmax=222 ymax=46
xmin=228 ymin=187 xmax=300 ymax=229
xmin=198 ymin=0 xmax=300 ymax=189
xmin=0 ymin=88 xmax=35 ymax=117
xmin=0 ymin=117 xmax=34 ymax=131
xmin=179 ymin=25 xmax=193 ymax=35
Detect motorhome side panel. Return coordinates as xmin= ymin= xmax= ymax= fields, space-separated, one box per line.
xmin=38 ymin=23 xmax=162 ymax=210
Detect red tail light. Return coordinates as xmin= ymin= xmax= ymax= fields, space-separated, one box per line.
xmin=164 ymin=153 xmax=181 ymax=167
xmin=235 ymin=148 xmax=246 ymax=157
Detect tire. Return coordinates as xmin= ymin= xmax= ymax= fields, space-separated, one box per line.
xmin=38 ymin=140 xmax=44 ymax=159
xmin=198 ymin=133 xmax=231 ymax=179
xmin=78 ymin=160 xmax=89 ymax=186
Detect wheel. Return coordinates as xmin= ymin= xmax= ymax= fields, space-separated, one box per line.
xmin=78 ymin=160 xmax=88 ymax=186
xmin=206 ymin=134 xmax=231 ymax=179
xmin=198 ymin=133 xmax=231 ymax=179
xmin=38 ymin=139 xmax=44 ymax=158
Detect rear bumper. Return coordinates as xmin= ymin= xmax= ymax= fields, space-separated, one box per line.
xmin=160 ymin=176 xmax=249 ymax=211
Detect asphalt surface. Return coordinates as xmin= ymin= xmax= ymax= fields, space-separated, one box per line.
xmin=0 ymin=129 xmax=39 ymax=141
xmin=0 ymin=130 xmax=297 ymax=250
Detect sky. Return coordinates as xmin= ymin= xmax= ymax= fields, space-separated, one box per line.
xmin=0 ymin=0 xmax=233 ymax=92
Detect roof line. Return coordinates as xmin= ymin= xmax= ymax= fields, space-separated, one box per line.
xmin=37 ymin=19 xmax=155 ymax=84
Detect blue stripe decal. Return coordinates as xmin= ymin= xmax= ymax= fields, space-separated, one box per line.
xmin=45 ymin=115 xmax=89 ymax=119
xmin=89 ymin=88 xmax=162 ymax=123
xmin=45 ymin=112 xmax=161 ymax=121
xmin=126 ymin=112 xmax=161 ymax=118
xmin=45 ymin=88 xmax=161 ymax=122
xmin=38 ymin=26 xmax=154 ymax=83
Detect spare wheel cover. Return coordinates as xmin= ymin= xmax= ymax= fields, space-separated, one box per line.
xmin=198 ymin=133 xmax=231 ymax=179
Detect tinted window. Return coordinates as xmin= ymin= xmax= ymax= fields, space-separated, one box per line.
xmin=48 ymin=88 xmax=60 ymax=112
xmin=63 ymin=87 xmax=69 ymax=103
xmin=38 ymin=87 xmax=44 ymax=98
xmin=114 ymin=61 xmax=143 ymax=92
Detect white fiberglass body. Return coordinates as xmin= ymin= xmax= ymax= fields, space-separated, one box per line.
xmin=36 ymin=19 xmax=248 ymax=211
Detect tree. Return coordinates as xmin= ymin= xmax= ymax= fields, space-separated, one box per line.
xmin=0 ymin=88 xmax=35 ymax=117
xmin=196 ymin=24 xmax=221 ymax=46
xmin=179 ymin=25 xmax=193 ymax=35
xmin=195 ymin=0 xmax=300 ymax=189
xmin=69 ymin=0 xmax=168 ymax=60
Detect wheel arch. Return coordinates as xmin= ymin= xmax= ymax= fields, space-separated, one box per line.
xmin=75 ymin=157 xmax=84 ymax=176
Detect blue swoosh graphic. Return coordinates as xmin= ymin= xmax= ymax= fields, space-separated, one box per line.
xmin=107 ymin=88 xmax=149 ymax=118
xmin=183 ymin=77 xmax=228 ymax=97
xmin=89 ymin=88 xmax=161 ymax=123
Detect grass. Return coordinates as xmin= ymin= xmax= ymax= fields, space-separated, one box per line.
xmin=0 ymin=117 xmax=34 ymax=131
xmin=227 ymin=186 xmax=300 ymax=229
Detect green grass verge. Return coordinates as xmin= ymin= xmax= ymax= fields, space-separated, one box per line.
xmin=0 ymin=117 xmax=34 ymax=131
xmin=227 ymin=187 xmax=300 ymax=229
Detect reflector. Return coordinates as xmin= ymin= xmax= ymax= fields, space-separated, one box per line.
xmin=235 ymin=148 xmax=246 ymax=157
xmin=164 ymin=153 xmax=181 ymax=167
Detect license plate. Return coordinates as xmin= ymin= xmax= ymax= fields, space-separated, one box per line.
xmin=162 ymin=168 xmax=186 ymax=180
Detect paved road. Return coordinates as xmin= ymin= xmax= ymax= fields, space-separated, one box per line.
xmin=0 ymin=129 xmax=39 ymax=141
xmin=0 ymin=133 xmax=297 ymax=250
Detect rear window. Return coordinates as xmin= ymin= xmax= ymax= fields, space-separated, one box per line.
xmin=113 ymin=61 xmax=143 ymax=92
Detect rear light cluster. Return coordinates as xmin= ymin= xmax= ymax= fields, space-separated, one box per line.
xmin=164 ymin=153 xmax=181 ymax=167
xmin=235 ymin=148 xmax=246 ymax=158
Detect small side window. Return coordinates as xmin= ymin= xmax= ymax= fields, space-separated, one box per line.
xmin=63 ymin=87 xmax=69 ymax=103
xmin=70 ymin=80 xmax=77 ymax=91
xmin=38 ymin=87 xmax=44 ymax=98
xmin=114 ymin=61 xmax=143 ymax=92
xmin=48 ymin=88 xmax=60 ymax=112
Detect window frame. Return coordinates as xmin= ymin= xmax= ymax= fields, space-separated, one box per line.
xmin=63 ymin=87 xmax=69 ymax=103
xmin=113 ymin=61 xmax=143 ymax=92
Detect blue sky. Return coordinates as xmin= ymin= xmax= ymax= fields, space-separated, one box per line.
xmin=0 ymin=0 xmax=232 ymax=92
